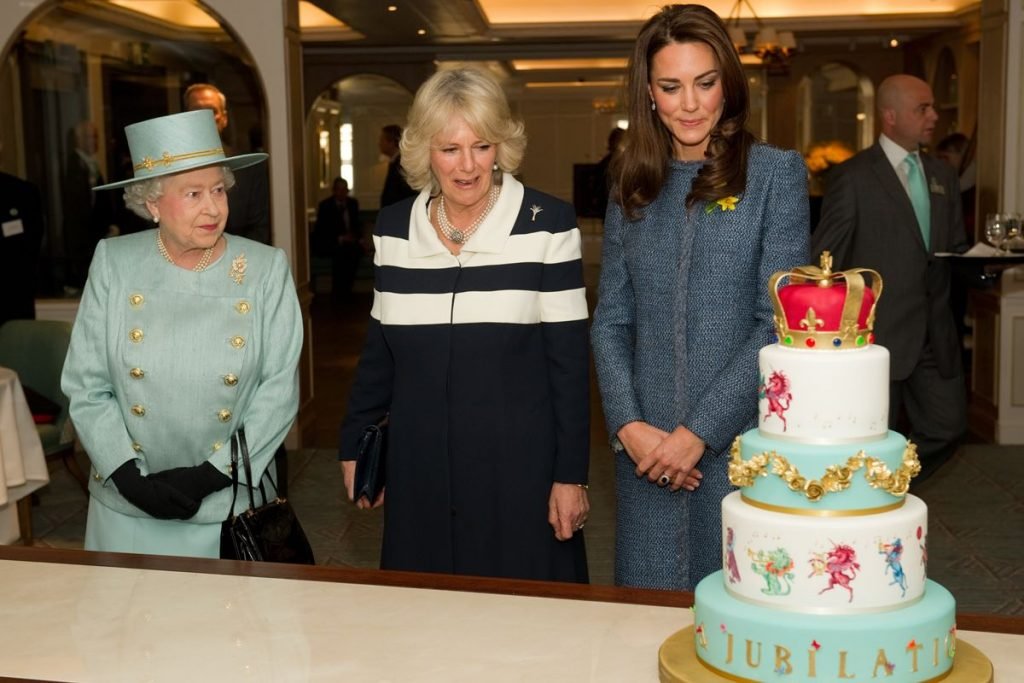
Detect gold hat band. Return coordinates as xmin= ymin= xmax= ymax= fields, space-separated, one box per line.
xmin=135 ymin=147 xmax=224 ymax=172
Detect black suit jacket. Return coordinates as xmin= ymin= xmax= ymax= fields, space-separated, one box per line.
xmin=226 ymin=163 xmax=271 ymax=245
xmin=0 ymin=172 xmax=45 ymax=325
xmin=380 ymin=156 xmax=415 ymax=208
xmin=311 ymin=195 xmax=361 ymax=258
xmin=811 ymin=142 xmax=968 ymax=380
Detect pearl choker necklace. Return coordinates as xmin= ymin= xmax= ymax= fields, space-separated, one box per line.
xmin=156 ymin=231 xmax=215 ymax=272
xmin=436 ymin=185 xmax=500 ymax=245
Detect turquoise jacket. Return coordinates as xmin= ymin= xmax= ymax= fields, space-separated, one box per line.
xmin=62 ymin=230 xmax=302 ymax=523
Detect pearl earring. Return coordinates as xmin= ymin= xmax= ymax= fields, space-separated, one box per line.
xmin=493 ymin=163 xmax=499 ymax=172
xmin=651 ymin=101 xmax=656 ymax=111
xmin=152 ymin=216 xmax=159 ymax=223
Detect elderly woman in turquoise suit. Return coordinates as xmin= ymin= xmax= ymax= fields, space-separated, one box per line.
xmin=591 ymin=5 xmax=809 ymax=591
xmin=61 ymin=109 xmax=302 ymax=558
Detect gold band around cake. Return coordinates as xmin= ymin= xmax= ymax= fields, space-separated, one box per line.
xmin=739 ymin=493 xmax=905 ymax=516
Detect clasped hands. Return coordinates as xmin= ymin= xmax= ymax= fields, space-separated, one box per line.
xmin=618 ymin=421 xmax=704 ymax=492
xmin=111 ymin=459 xmax=231 ymax=520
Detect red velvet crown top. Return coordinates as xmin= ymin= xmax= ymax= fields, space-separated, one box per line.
xmin=768 ymin=252 xmax=883 ymax=349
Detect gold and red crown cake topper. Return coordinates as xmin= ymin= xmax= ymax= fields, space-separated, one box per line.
xmin=769 ymin=252 xmax=883 ymax=349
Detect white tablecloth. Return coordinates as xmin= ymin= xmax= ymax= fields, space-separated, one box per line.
xmin=0 ymin=366 xmax=50 ymax=543
xmin=0 ymin=556 xmax=1018 ymax=682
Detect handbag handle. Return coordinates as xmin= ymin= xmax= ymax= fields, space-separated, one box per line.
xmin=225 ymin=427 xmax=273 ymax=519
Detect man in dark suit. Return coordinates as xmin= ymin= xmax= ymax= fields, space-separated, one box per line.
xmin=378 ymin=124 xmax=415 ymax=208
xmin=62 ymin=121 xmax=119 ymax=288
xmin=312 ymin=177 xmax=362 ymax=299
xmin=184 ymin=83 xmax=271 ymax=244
xmin=812 ymin=74 xmax=969 ymax=484
xmin=0 ymin=168 xmax=45 ymax=326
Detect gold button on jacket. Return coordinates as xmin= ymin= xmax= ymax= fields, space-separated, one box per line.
xmin=217 ymin=409 xmax=232 ymax=422
xmin=130 ymin=368 xmax=145 ymax=379
xmin=130 ymin=404 xmax=146 ymax=417
xmin=223 ymin=374 xmax=239 ymax=386
xmin=129 ymin=328 xmax=144 ymax=343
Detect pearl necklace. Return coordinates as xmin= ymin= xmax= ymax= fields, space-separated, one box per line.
xmin=436 ymin=185 xmax=500 ymax=245
xmin=156 ymin=231 xmax=215 ymax=272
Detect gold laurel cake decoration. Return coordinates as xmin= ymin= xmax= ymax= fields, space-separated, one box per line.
xmin=768 ymin=251 xmax=884 ymax=350
xmin=728 ymin=437 xmax=921 ymax=501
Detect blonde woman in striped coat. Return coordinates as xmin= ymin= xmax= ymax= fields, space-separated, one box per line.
xmin=338 ymin=68 xmax=591 ymax=582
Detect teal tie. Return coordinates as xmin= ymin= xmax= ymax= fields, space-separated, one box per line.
xmin=904 ymin=153 xmax=931 ymax=247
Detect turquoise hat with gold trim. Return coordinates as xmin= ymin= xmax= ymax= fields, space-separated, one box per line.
xmin=93 ymin=109 xmax=267 ymax=190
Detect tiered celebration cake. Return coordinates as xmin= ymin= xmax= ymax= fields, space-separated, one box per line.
xmin=689 ymin=254 xmax=958 ymax=682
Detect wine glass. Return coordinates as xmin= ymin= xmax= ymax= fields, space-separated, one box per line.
xmin=985 ymin=213 xmax=1007 ymax=254
xmin=1005 ymin=213 xmax=1022 ymax=252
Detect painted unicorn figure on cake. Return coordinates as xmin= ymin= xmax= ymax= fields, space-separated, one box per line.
xmin=809 ymin=542 xmax=860 ymax=603
xmin=881 ymin=538 xmax=908 ymax=597
xmin=758 ymin=370 xmax=791 ymax=431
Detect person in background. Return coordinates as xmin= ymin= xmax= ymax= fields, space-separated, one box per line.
xmin=595 ymin=126 xmax=626 ymax=221
xmin=812 ymin=74 xmax=968 ymax=485
xmin=378 ymin=124 xmax=416 ymax=208
xmin=590 ymin=4 xmax=809 ymax=591
xmin=0 ymin=151 xmax=45 ymax=326
xmin=61 ymin=110 xmax=301 ymax=557
xmin=312 ymin=176 xmax=363 ymax=300
xmin=339 ymin=67 xmax=590 ymax=582
xmin=184 ymin=83 xmax=271 ymax=245
xmin=935 ymin=132 xmax=976 ymax=243
xmin=62 ymin=121 xmax=120 ymax=289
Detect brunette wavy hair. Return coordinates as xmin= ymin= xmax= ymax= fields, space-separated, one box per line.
xmin=612 ymin=4 xmax=755 ymax=220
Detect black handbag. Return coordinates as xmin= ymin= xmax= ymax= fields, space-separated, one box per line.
xmin=353 ymin=416 xmax=388 ymax=503
xmin=220 ymin=427 xmax=315 ymax=564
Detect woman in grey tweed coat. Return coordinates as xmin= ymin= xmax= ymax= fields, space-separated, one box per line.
xmin=591 ymin=5 xmax=809 ymax=590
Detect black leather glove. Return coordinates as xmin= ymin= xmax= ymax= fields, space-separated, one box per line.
xmin=149 ymin=462 xmax=231 ymax=502
xmin=110 ymin=460 xmax=200 ymax=520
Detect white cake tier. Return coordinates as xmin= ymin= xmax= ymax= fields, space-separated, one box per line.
xmin=721 ymin=491 xmax=928 ymax=614
xmin=758 ymin=344 xmax=889 ymax=442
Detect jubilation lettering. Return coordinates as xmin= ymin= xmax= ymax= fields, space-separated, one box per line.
xmin=808 ymin=647 xmax=817 ymax=678
xmin=746 ymin=640 xmax=763 ymax=668
xmin=873 ymin=649 xmax=892 ymax=677
xmin=908 ymin=640 xmax=923 ymax=672
xmin=838 ymin=651 xmax=855 ymax=679
xmin=933 ymin=637 xmax=939 ymax=667
xmin=725 ymin=633 xmax=734 ymax=664
xmin=774 ymin=645 xmax=792 ymax=675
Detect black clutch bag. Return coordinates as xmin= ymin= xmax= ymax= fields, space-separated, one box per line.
xmin=353 ymin=416 xmax=388 ymax=503
xmin=220 ymin=427 xmax=315 ymax=565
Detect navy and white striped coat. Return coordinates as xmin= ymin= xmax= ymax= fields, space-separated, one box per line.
xmin=340 ymin=175 xmax=590 ymax=581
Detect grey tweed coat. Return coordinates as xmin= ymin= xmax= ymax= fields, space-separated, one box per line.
xmin=591 ymin=144 xmax=809 ymax=590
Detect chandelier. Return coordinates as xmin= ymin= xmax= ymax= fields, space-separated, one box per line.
xmin=725 ymin=0 xmax=797 ymax=75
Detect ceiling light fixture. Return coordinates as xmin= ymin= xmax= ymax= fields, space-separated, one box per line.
xmin=724 ymin=0 xmax=796 ymax=75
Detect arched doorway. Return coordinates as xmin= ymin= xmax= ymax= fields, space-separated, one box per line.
xmin=0 ymin=0 xmax=266 ymax=301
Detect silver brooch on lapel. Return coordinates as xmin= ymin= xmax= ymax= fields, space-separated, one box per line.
xmin=929 ymin=178 xmax=945 ymax=195
xmin=530 ymin=204 xmax=543 ymax=222
xmin=229 ymin=253 xmax=247 ymax=285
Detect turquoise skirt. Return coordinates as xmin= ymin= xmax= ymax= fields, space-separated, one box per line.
xmin=84 ymin=496 xmax=221 ymax=558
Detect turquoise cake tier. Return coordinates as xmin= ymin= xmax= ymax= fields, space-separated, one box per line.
xmin=734 ymin=429 xmax=914 ymax=513
xmin=693 ymin=573 xmax=956 ymax=682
